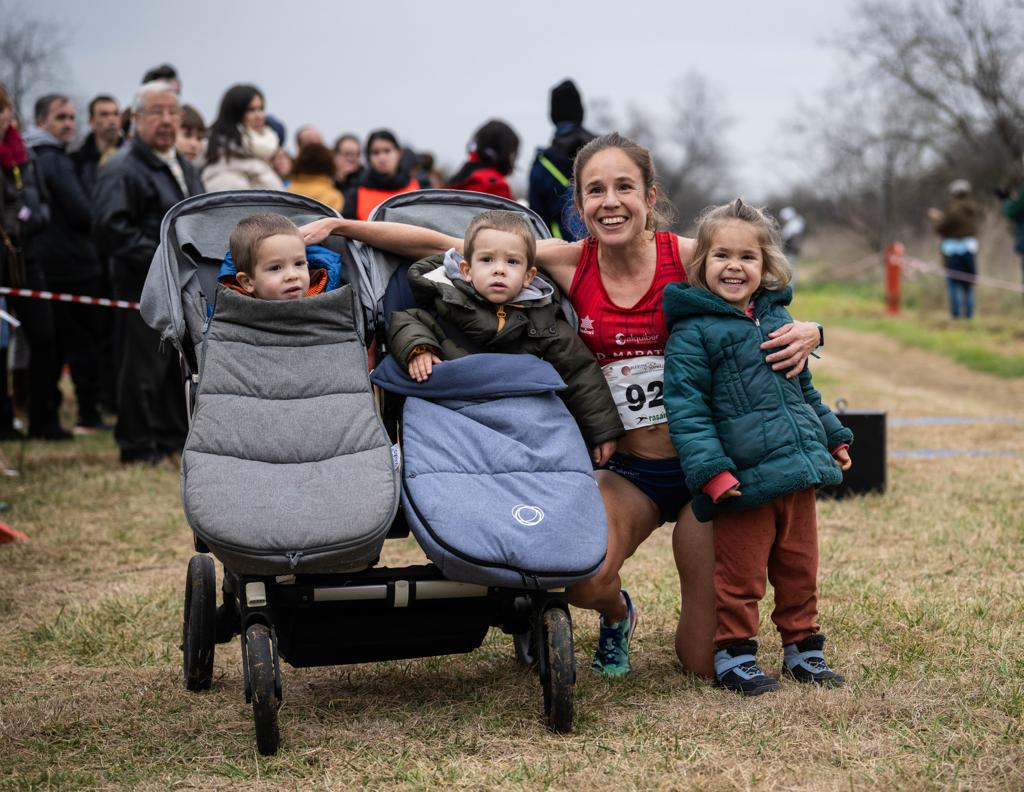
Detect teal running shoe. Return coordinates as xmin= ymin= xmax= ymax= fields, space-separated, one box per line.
xmin=591 ymin=589 xmax=637 ymax=677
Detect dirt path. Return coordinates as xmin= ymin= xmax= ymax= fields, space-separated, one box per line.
xmin=811 ymin=328 xmax=1024 ymax=454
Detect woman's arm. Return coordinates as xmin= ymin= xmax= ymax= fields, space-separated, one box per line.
xmin=535 ymin=238 xmax=583 ymax=293
xmin=299 ymin=217 xmax=461 ymax=259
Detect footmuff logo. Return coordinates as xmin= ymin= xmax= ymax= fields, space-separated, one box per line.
xmin=512 ymin=504 xmax=545 ymax=527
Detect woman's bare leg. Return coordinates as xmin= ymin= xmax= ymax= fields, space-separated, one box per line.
xmin=673 ymin=505 xmax=716 ymax=679
xmin=568 ymin=469 xmax=659 ymax=622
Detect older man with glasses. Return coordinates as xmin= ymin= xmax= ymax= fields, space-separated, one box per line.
xmin=93 ymin=81 xmax=204 ymax=465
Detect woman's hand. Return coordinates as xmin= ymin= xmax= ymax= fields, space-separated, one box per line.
xmin=760 ymin=321 xmax=820 ymax=379
xmin=299 ymin=217 xmax=345 ymax=246
xmin=408 ymin=351 xmax=441 ymax=382
xmin=592 ymin=439 xmax=617 ymax=467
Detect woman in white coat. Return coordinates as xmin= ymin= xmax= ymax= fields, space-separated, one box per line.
xmin=202 ymin=84 xmax=283 ymax=192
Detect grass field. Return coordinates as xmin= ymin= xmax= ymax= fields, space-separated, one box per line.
xmin=1 ymin=289 xmax=1022 ymax=790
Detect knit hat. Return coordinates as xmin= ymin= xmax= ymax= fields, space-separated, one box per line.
xmin=550 ymin=79 xmax=584 ymax=126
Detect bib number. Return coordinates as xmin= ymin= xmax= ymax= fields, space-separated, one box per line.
xmin=603 ymin=356 xmax=667 ymax=430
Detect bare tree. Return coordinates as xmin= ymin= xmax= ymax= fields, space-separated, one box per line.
xmin=595 ymin=72 xmax=734 ymax=232
xmin=0 ymin=1 xmax=70 ymax=126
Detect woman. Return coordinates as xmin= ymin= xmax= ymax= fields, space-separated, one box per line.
xmin=342 ymin=129 xmax=421 ymax=221
xmin=286 ymin=142 xmax=344 ymax=212
xmin=448 ymin=119 xmax=519 ymax=199
xmin=300 ymin=133 xmax=819 ymax=678
xmin=202 ymin=84 xmax=283 ymax=193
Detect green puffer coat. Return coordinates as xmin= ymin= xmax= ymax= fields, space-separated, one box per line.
xmin=388 ymin=253 xmax=623 ymax=447
xmin=663 ymin=282 xmax=853 ymax=522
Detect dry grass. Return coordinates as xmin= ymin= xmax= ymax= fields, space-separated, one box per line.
xmin=1 ymin=322 xmax=1023 ymax=790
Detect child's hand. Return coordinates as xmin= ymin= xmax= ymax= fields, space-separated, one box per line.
xmin=408 ymin=351 xmax=441 ymax=382
xmin=720 ymin=486 xmax=742 ymax=499
xmin=592 ymin=440 xmax=617 ymax=467
xmin=834 ymin=447 xmax=853 ymax=471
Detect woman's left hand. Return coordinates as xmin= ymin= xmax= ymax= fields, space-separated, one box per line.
xmin=299 ymin=217 xmax=343 ymax=246
xmin=760 ymin=321 xmax=819 ymax=379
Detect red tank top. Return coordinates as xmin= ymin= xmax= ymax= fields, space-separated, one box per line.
xmin=568 ymin=231 xmax=686 ymax=362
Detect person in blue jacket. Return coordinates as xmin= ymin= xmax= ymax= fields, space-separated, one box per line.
xmin=663 ymin=199 xmax=853 ymax=696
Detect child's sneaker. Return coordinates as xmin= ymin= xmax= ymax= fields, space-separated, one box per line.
xmin=590 ymin=589 xmax=637 ymax=677
xmin=782 ymin=633 xmax=845 ymax=686
xmin=714 ymin=640 xmax=780 ymax=696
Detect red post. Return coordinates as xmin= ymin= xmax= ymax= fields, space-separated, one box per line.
xmin=885 ymin=242 xmax=903 ymax=315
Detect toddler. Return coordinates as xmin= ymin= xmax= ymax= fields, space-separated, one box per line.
xmin=222 ymin=213 xmax=330 ymax=300
xmin=663 ymin=199 xmax=853 ymax=696
xmin=388 ymin=209 xmax=622 ymax=464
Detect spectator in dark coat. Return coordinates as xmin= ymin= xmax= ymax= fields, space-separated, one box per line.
xmin=93 ymin=81 xmax=203 ymax=464
xmin=928 ymin=179 xmax=979 ymax=319
xmin=24 ymin=94 xmax=107 ymax=430
xmin=71 ymin=95 xmax=123 ymax=198
xmin=528 ymin=79 xmax=596 ymax=240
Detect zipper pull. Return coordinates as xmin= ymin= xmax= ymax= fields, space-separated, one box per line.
xmin=496 ymin=304 xmax=506 ymax=332
xmin=286 ymin=551 xmax=303 ymax=570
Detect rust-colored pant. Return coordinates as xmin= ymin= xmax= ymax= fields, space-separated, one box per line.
xmin=713 ymin=487 xmax=820 ymax=646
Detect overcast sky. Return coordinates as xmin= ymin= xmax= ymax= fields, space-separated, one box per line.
xmin=18 ymin=0 xmax=856 ymax=199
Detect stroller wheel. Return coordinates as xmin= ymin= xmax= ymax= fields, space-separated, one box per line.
xmin=541 ymin=607 xmax=575 ymax=733
xmin=245 ymin=623 xmax=281 ymax=755
xmin=182 ymin=555 xmax=216 ymax=691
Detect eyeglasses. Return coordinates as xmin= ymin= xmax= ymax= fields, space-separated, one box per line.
xmin=141 ymin=106 xmax=181 ymax=119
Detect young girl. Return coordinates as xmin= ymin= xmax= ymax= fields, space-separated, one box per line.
xmin=662 ymin=199 xmax=853 ymax=696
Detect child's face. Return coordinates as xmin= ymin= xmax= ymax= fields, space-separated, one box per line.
xmin=237 ymin=234 xmax=310 ymax=300
xmin=460 ymin=229 xmax=535 ymax=304
xmin=176 ymin=127 xmax=204 ymax=161
xmin=705 ymin=220 xmax=763 ymax=309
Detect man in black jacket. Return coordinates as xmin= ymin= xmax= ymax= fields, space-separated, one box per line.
xmin=25 ymin=94 xmax=106 ymax=432
xmin=93 ymin=81 xmax=203 ymax=464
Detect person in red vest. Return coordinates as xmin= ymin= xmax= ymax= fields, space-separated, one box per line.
xmin=342 ymin=129 xmax=421 ymax=220
xmin=447 ymin=119 xmax=519 ymax=200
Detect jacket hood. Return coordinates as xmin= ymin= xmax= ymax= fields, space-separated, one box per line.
xmin=23 ymin=126 xmax=64 ymax=150
xmin=663 ymin=281 xmax=793 ymax=328
xmin=421 ymin=248 xmax=555 ymax=306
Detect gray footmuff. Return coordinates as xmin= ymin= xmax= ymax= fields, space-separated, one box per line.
xmin=182 ymin=286 xmax=399 ymax=574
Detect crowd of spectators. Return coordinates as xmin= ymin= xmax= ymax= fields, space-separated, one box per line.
xmin=0 ymin=64 xmax=597 ymax=464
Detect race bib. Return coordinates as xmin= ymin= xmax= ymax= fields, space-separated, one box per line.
xmin=602 ymin=355 xmax=666 ymax=430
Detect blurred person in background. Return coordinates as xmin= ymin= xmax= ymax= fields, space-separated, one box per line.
xmin=928 ymin=179 xmax=979 ymax=319
xmin=286 ymin=142 xmax=343 ymax=212
xmin=528 ymin=79 xmax=595 ymax=240
xmin=294 ymin=125 xmax=323 ymax=151
xmin=0 ymin=83 xmax=63 ymax=439
xmin=176 ymin=104 xmax=207 ymax=166
xmin=141 ymin=63 xmax=181 ymax=95
xmin=92 ymin=81 xmax=203 ymax=464
xmin=72 ymin=95 xmax=122 ymax=197
xmin=333 ymin=133 xmax=363 ymax=195
xmin=998 ymin=160 xmax=1024 ymax=297
xmin=342 ymin=129 xmax=421 ymax=220
xmin=24 ymin=94 xmax=106 ymax=433
xmin=202 ymin=84 xmax=283 ymax=192
xmin=448 ymin=119 xmax=519 ymax=199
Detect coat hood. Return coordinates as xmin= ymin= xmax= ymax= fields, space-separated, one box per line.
xmin=663 ymin=281 xmax=793 ymax=329
xmin=415 ymin=248 xmax=555 ymax=307
xmin=23 ymin=126 xmax=64 ymax=150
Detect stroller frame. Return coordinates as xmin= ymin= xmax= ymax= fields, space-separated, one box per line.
xmin=150 ymin=190 xmax=582 ymax=755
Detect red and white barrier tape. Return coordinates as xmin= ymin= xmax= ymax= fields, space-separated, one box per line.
xmin=897 ymin=255 xmax=1024 ymax=294
xmin=0 ymin=286 xmax=140 ymax=309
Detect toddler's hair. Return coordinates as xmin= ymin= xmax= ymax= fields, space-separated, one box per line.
xmin=463 ymin=210 xmax=537 ymax=268
xmin=229 ymin=213 xmax=303 ymax=276
xmin=687 ymin=199 xmax=792 ymax=292
xmin=180 ymin=104 xmax=206 ymax=136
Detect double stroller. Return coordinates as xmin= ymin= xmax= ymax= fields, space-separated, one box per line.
xmin=140 ymin=189 xmax=609 ymax=755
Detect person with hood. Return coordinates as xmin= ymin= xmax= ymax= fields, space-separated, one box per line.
xmin=448 ymin=120 xmax=519 ymax=199
xmin=528 ymin=79 xmax=596 ymax=240
xmin=342 ymin=129 xmax=421 ymax=220
xmin=0 ymin=84 xmax=65 ymax=439
xmin=202 ymin=84 xmax=283 ymax=193
xmin=387 ymin=209 xmax=622 ymax=460
xmin=928 ymin=179 xmax=979 ymax=319
xmin=25 ymin=94 xmax=106 ymax=432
